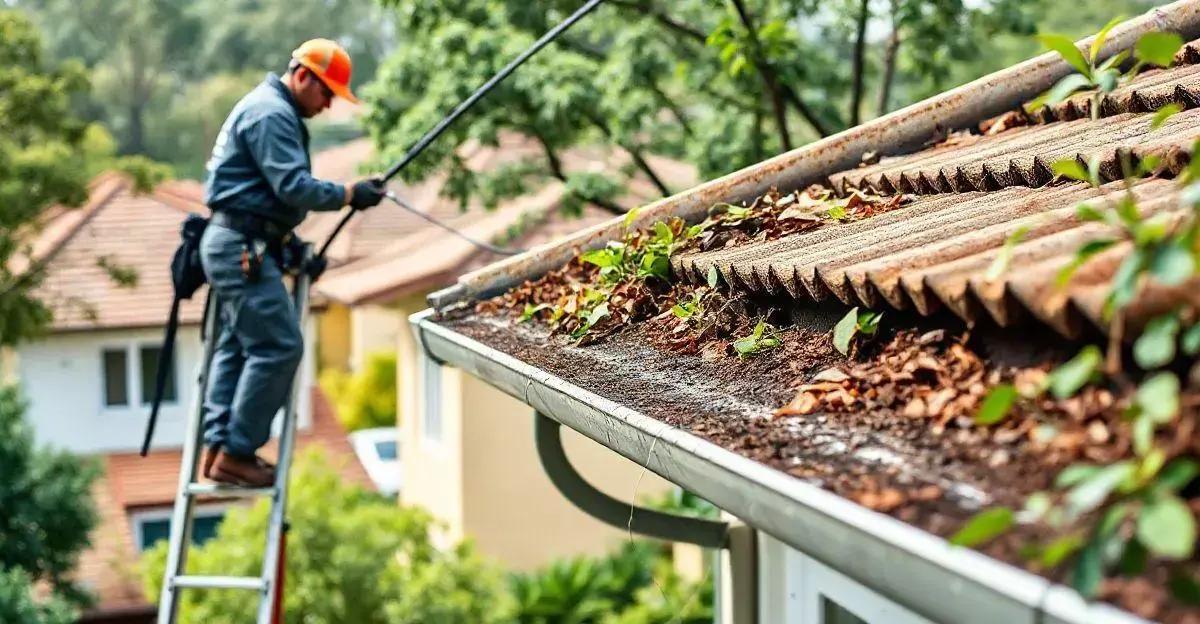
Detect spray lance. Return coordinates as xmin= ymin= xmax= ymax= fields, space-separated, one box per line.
xmin=316 ymin=0 xmax=608 ymax=261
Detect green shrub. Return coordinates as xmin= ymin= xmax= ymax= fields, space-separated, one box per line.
xmin=319 ymin=351 xmax=397 ymax=431
xmin=141 ymin=449 xmax=510 ymax=623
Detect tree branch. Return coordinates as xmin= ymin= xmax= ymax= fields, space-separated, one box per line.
xmin=607 ymin=0 xmax=708 ymax=44
xmin=877 ymin=0 xmax=902 ymax=116
xmin=780 ymin=85 xmax=832 ymax=138
xmin=533 ymin=133 xmax=627 ymax=216
xmin=729 ymin=0 xmax=792 ymax=151
xmin=649 ymin=81 xmax=693 ymax=136
xmin=849 ymin=0 xmax=870 ymax=126
xmin=584 ymin=113 xmax=672 ymax=197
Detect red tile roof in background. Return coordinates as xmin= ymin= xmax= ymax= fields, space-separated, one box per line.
xmin=25 ymin=174 xmax=210 ymax=332
xmin=309 ymin=133 xmax=697 ymax=305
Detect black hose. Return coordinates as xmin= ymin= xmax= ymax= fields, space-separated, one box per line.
xmin=317 ymin=0 xmax=607 ymax=259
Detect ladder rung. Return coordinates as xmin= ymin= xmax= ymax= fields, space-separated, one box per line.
xmin=172 ymin=575 xmax=267 ymax=591
xmin=185 ymin=483 xmax=276 ymax=498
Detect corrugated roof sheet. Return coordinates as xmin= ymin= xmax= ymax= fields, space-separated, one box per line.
xmin=672 ymin=55 xmax=1200 ymax=338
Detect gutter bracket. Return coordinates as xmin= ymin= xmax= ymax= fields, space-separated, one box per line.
xmin=534 ymin=411 xmax=730 ymax=549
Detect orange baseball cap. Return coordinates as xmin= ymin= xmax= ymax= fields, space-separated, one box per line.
xmin=291 ymin=39 xmax=358 ymax=104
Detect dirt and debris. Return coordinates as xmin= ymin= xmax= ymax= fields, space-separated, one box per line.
xmin=677 ymin=186 xmax=909 ymax=255
xmin=454 ymin=178 xmax=1200 ymax=621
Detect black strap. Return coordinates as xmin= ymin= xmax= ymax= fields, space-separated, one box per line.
xmin=140 ymin=296 xmax=182 ymax=456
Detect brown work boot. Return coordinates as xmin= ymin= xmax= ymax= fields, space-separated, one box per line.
xmin=204 ymin=448 xmax=275 ymax=487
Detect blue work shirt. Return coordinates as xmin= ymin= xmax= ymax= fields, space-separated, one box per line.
xmin=204 ymin=73 xmax=345 ymax=229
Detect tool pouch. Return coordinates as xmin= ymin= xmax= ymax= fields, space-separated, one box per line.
xmin=142 ymin=213 xmax=209 ymax=456
xmin=241 ymin=239 xmax=266 ymax=283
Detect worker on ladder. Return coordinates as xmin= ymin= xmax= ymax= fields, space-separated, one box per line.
xmin=200 ymin=39 xmax=385 ymax=487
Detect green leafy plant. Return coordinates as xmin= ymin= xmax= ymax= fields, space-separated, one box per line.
xmin=832 ymin=307 xmax=883 ymax=355
xmin=318 ymin=351 xmax=398 ymax=431
xmin=733 ymin=320 xmax=782 ymax=357
xmin=1032 ymin=21 xmax=1183 ymax=120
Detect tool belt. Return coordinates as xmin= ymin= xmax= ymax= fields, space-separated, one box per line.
xmin=211 ymin=210 xmax=293 ymax=246
xmin=211 ymin=210 xmax=302 ymax=279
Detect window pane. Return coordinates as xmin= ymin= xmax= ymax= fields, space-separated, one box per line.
xmin=140 ymin=345 xmax=176 ymax=403
xmin=138 ymin=519 xmax=170 ymax=551
xmin=137 ymin=513 xmax=224 ymax=552
xmin=103 ymin=349 xmax=128 ymax=406
xmin=374 ymin=440 xmax=398 ymax=461
xmin=823 ymin=596 xmax=869 ymax=624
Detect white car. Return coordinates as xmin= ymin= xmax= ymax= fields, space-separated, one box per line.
xmin=349 ymin=427 xmax=402 ymax=495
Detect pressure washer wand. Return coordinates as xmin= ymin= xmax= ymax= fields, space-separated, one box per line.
xmin=317 ymin=0 xmax=607 ymax=259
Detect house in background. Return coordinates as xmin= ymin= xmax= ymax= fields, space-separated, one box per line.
xmin=309 ymin=133 xmax=699 ymax=570
xmin=7 ymin=172 xmax=371 ymax=623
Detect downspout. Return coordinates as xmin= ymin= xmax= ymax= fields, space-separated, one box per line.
xmin=534 ymin=412 xmax=730 ymax=548
xmin=429 ymin=0 xmax=1200 ymax=310
xmin=410 ymin=312 xmax=731 ymax=548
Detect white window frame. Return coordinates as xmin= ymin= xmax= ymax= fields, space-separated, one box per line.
xmin=757 ymin=533 xmax=932 ymax=624
xmin=100 ymin=342 xmax=179 ymax=414
xmin=419 ymin=352 xmax=443 ymax=447
xmin=100 ymin=345 xmax=134 ymax=410
xmin=130 ymin=504 xmax=227 ymax=553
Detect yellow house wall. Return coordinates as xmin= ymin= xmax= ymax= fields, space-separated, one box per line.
xmin=316 ymin=303 xmax=351 ymax=372
xmin=1 ymin=347 xmax=16 ymax=385
xmin=350 ymin=304 xmax=402 ymax=371
xmin=460 ymin=373 xmax=671 ymax=572
xmin=396 ymin=295 xmax=465 ymax=544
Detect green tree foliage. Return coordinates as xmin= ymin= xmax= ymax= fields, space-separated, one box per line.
xmin=0 ymin=569 xmax=75 ymax=624
xmin=364 ymin=0 xmax=1037 ymax=216
xmin=142 ymin=449 xmax=511 ymax=623
xmin=0 ymin=387 xmax=100 ymax=617
xmin=14 ymin=0 xmax=392 ymax=177
xmin=319 ymin=351 xmax=398 ymax=431
xmin=0 ymin=8 xmax=92 ymax=346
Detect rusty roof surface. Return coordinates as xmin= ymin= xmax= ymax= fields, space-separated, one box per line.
xmin=672 ymin=56 xmax=1200 ymax=339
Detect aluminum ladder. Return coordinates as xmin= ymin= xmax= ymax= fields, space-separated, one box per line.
xmin=155 ymin=244 xmax=314 ymax=624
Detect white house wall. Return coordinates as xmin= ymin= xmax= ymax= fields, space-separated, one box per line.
xmin=16 ymin=326 xmax=202 ymax=453
xmin=15 ymin=316 xmax=317 ymax=455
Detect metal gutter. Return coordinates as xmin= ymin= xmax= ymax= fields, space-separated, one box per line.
xmin=428 ymin=0 xmax=1200 ymax=311
xmin=412 ymin=309 xmax=1151 ymax=624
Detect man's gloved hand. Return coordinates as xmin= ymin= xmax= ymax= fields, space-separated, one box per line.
xmin=349 ymin=177 xmax=386 ymax=211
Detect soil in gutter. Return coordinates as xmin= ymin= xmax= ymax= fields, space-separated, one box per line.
xmin=439 ymin=178 xmax=1200 ymax=620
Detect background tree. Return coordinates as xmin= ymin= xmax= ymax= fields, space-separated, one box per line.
xmin=0 ymin=387 xmax=100 ymax=619
xmin=142 ymin=449 xmax=512 ymax=623
xmin=0 ymin=8 xmax=93 ymax=346
xmin=319 ymin=351 xmax=398 ymax=431
xmin=364 ymin=0 xmax=1038 ymax=216
xmin=13 ymin=0 xmax=393 ymax=177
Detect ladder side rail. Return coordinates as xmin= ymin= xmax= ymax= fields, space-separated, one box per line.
xmin=157 ymin=292 xmax=221 ymax=624
xmin=255 ymin=246 xmax=314 ymax=624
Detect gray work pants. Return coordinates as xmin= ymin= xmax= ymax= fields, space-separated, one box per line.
xmin=199 ymin=223 xmax=303 ymax=458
